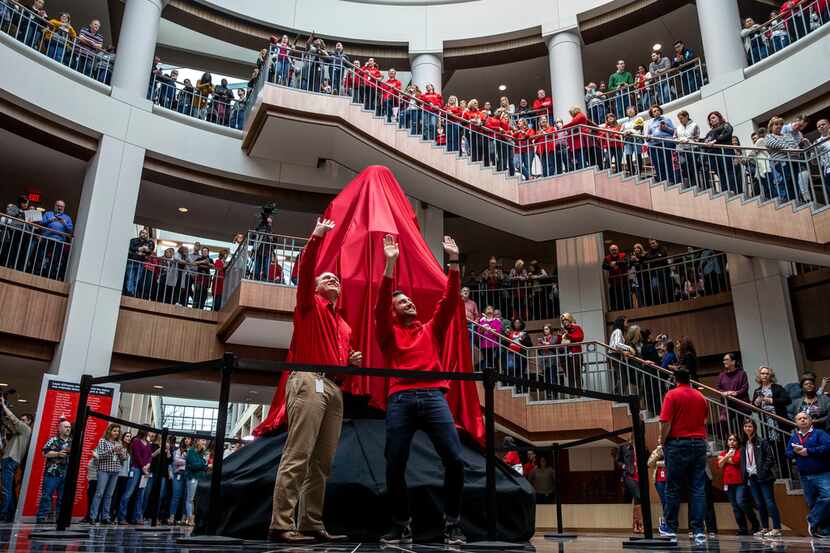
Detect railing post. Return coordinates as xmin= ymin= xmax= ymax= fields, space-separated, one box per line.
xmin=56 ymin=375 xmax=92 ymax=531
xmin=629 ymin=396 xmax=654 ymax=540
xmin=482 ymin=366 xmax=498 ymax=541
xmin=151 ymin=427 xmax=169 ymax=527
xmin=206 ymin=353 xmax=235 ymax=536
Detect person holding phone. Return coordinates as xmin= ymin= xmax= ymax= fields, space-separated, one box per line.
xmin=36 ymin=419 xmax=72 ymax=523
xmin=787 ymin=412 xmax=830 ymax=537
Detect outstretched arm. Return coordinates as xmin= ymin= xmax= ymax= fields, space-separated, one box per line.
xmin=375 ymin=234 xmax=399 ymax=351
xmin=297 ymin=218 xmax=335 ymax=310
xmin=432 ymin=236 xmax=461 ymax=334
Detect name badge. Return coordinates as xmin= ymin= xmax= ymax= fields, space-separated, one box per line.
xmin=176 ymin=474 xmax=181 ymax=481
xmin=315 ymin=378 xmax=325 ymax=394
xmin=129 ymin=470 xmax=135 ymax=478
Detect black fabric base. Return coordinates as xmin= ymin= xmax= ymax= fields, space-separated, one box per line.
xmin=195 ymin=418 xmax=535 ymax=542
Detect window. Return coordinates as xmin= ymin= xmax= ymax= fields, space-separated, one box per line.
xmin=162 ymin=403 xmax=218 ymax=432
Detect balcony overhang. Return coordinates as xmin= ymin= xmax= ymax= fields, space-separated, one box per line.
xmin=244 ymin=85 xmax=830 ymax=265
xmin=218 ymin=281 xmax=296 ymax=349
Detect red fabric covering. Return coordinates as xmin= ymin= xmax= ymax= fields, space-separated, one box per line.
xmin=253 ymin=165 xmax=485 ymax=445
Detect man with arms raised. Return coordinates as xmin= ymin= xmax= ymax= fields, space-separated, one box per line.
xmin=375 ymin=234 xmax=466 ymax=546
xmin=269 ymin=218 xmax=362 ymax=544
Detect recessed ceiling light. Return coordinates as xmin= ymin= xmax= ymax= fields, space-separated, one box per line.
xmin=0 ymin=383 xmax=7 ymax=387
xmin=652 ymin=43 xmax=662 ymax=51
xmin=152 ymin=385 xmax=164 ymax=390
xmin=17 ymin=399 xmax=27 ymax=403
xmin=498 ymin=84 xmax=507 ymax=91
xmin=178 ymin=207 xmax=189 ymax=213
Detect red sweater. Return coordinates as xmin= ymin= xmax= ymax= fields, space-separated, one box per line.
xmin=420 ymin=91 xmax=443 ymax=112
xmin=482 ymin=115 xmax=502 ymax=138
xmin=558 ymin=323 xmax=584 ymax=354
xmin=562 ymin=112 xmax=589 ymax=150
xmin=382 ymin=78 xmax=402 ymax=101
xmin=445 ymin=104 xmax=463 ymax=123
xmin=292 ymin=236 xmax=353 ymax=367
xmin=375 ymin=269 xmax=461 ymax=397
xmin=720 ymin=449 xmax=743 ymax=485
xmin=513 ymin=128 xmax=536 ymax=153
xmin=533 ymin=126 xmax=557 ymax=153
xmin=363 ymin=66 xmax=382 ymax=87
xmin=532 ymin=96 xmax=553 ymax=116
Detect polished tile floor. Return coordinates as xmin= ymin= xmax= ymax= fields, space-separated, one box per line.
xmin=0 ymin=524 xmax=823 ymax=552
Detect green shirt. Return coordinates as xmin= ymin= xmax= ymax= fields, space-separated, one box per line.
xmin=185 ymin=447 xmax=209 ymax=481
xmin=608 ymin=71 xmax=633 ymax=91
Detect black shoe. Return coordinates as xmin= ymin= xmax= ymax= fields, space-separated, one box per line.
xmin=380 ymin=523 xmax=413 ymax=545
xmin=444 ymin=522 xmax=467 ymax=546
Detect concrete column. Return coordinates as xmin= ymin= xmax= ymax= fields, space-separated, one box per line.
xmin=555 ymin=233 xmax=606 ymax=342
xmin=696 ymin=0 xmax=746 ymax=89
xmin=547 ymin=30 xmax=586 ymax=122
xmin=410 ymin=198 xmax=444 ymax=264
xmin=409 ymin=53 xmax=443 ymax=93
xmin=51 ymin=135 xmax=145 ymax=378
xmin=727 ymin=254 xmax=801 ymax=385
xmin=110 ymin=0 xmax=166 ymax=108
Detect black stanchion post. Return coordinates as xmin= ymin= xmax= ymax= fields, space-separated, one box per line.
xmin=57 ymin=375 xmax=92 ymax=531
xmin=554 ymin=444 xmax=563 ymax=534
xmin=483 ymin=366 xmax=498 ymax=541
xmin=151 ymin=427 xmax=169 ymax=527
xmin=207 ymin=353 xmax=234 ymax=535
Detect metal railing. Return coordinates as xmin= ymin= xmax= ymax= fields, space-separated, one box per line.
xmin=743 ymin=0 xmax=830 ymax=66
xmin=221 ymin=230 xmax=307 ymax=305
xmin=605 ymin=249 xmax=729 ymax=311
xmin=0 ymin=0 xmax=114 ymax=84
xmin=148 ymin=75 xmax=249 ymax=130
xmin=248 ymin=49 xmax=830 ymax=212
xmin=123 ymin=258 xmax=218 ymax=310
xmin=468 ymin=277 xmax=559 ymax=321
xmin=468 ymin=318 xmax=797 ymax=481
xmin=0 ymin=213 xmax=72 ymax=281
xmin=589 ymin=59 xmax=706 ymax=122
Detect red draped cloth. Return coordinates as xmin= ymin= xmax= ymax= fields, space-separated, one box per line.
xmin=253 ymin=165 xmax=485 ymax=445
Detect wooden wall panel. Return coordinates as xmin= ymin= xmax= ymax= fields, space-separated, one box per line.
xmin=0 ymin=268 xmax=68 ymax=342
xmin=790 ymin=269 xmax=830 ymax=341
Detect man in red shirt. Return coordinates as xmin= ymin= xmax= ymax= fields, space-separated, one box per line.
xmin=375 ymin=233 xmax=466 ymax=546
xmin=419 ymin=83 xmax=443 ymax=141
xmin=362 ymin=58 xmax=383 ymax=112
xmin=602 ymin=244 xmax=629 ymax=311
xmin=659 ymin=367 xmax=708 ymax=542
xmin=269 ymin=218 xmax=362 ymax=544
xmin=532 ymin=89 xmax=553 ymax=119
xmin=381 ymin=68 xmax=402 ymax=123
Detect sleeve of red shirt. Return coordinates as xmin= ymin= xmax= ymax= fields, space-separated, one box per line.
xmin=296 ymin=235 xmax=322 ymax=311
xmin=431 ymin=268 xmax=461 ymax=337
xmin=659 ymin=390 xmax=674 ymax=423
xmin=374 ymin=275 xmax=395 ymax=353
xmin=567 ymin=324 xmax=584 ymax=343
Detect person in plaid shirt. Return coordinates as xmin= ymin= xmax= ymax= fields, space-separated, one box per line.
xmin=36 ymin=419 xmax=72 ymax=523
xmin=89 ymin=424 xmax=127 ymax=524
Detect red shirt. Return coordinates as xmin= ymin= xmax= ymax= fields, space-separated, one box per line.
xmin=558 ymin=323 xmax=584 ymax=354
xmin=660 ymin=383 xmax=708 ymax=439
xmin=513 ymin=128 xmax=536 ymax=153
xmin=601 ymin=123 xmax=624 ymax=149
xmin=562 ymin=112 xmax=589 ymax=150
xmin=213 ymin=258 xmax=225 ymax=296
xmin=420 ymin=91 xmax=443 ymax=113
xmin=463 ymin=109 xmax=482 ymax=129
xmin=268 ymin=260 xmax=283 ymax=283
xmin=532 ymin=96 xmax=553 ymax=117
xmin=363 ymin=66 xmax=382 ymax=87
xmin=375 ymin=269 xmax=461 ymax=397
xmin=291 ymin=235 xmax=353 ymax=367
xmin=382 ymin=78 xmax=402 ymax=101
xmin=720 ymin=449 xmax=743 ymax=485
xmin=533 ymin=126 xmax=557 ymax=153
xmin=504 ymin=451 xmax=520 ymax=466
xmin=482 ymin=115 xmax=502 ymax=138
xmin=445 ymin=104 xmax=463 ymax=123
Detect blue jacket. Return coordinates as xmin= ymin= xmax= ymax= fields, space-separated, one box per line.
xmin=40 ymin=211 xmax=73 ymax=241
xmin=787 ymin=427 xmax=830 ymax=476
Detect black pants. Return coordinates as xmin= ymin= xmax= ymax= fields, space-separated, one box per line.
xmin=385 ymin=389 xmax=464 ymax=524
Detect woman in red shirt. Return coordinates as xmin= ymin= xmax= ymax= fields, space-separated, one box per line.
xmin=482 ymin=111 xmax=503 ymax=168
xmin=419 ymin=83 xmax=443 ymax=141
xmin=212 ymin=249 xmax=227 ymax=311
xmin=495 ymin=112 xmax=515 ymax=175
xmin=463 ymin=99 xmax=484 ymax=163
xmin=718 ymin=433 xmax=761 ymax=535
xmin=533 ymin=116 xmax=558 ymax=177
xmin=381 ymin=68 xmax=402 ymax=124
xmin=557 ymin=312 xmax=584 ymax=392
xmin=513 ymin=118 xmax=536 ymax=180
xmin=601 ymin=113 xmax=625 ymax=174
xmin=444 ymin=95 xmax=463 ymax=154
xmin=561 ymin=107 xmax=590 ymax=170
xmin=362 ymin=58 xmax=383 ymax=112
xmin=348 ymin=59 xmax=363 ymax=103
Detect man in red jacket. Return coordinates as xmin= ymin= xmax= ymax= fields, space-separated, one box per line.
xmin=532 ymin=89 xmax=553 ymax=119
xmin=375 ymin=233 xmax=467 ymax=546
xmin=381 ymin=68 xmax=402 ymax=123
xmin=269 ymin=218 xmax=363 ymax=544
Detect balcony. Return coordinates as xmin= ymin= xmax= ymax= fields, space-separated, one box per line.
xmin=243 ymin=56 xmax=830 ymax=266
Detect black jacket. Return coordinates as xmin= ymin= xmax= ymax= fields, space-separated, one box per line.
xmin=751 ymin=383 xmax=791 ymax=421
xmin=740 ymin=436 xmax=779 ymax=482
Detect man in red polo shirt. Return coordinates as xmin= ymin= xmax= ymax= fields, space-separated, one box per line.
xmin=659 ymin=368 xmax=708 ymax=543
xmin=381 ymin=68 xmax=402 ymax=123
xmin=375 ymin=233 xmax=466 ymax=547
xmin=532 ymin=89 xmax=553 ymax=119
xmin=269 ymin=218 xmax=362 ymax=544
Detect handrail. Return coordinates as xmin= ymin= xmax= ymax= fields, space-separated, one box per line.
xmin=0 ymin=211 xmax=73 ymax=239
xmin=598 ymin=57 xmax=704 ymax=96
xmin=749 ymin=0 xmax=824 ymax=37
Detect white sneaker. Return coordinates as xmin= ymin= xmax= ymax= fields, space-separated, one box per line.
xmin=765 ymin=529 xmax=783 ymax=538
xmin=753 ymin=529 xmax=768 ymax=537
xmin=693 ymin=533 xmax=707 ymax=546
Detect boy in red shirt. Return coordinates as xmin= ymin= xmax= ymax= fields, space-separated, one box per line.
xmin=375 ymin=234 xmax=466 ymax=547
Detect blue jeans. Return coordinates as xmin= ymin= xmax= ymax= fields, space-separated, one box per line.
xmin=664 ymin=438 xmax=707 ymax=534
xmin=802 ymin=472 xmax=830 ymax=534
xmin=422 ymin=112 xmax=437 ymax=141
xmin=124 ymin=261 xmax=142 ymax=296
xmin=746 ymin=475 xmax=781 ymax=530
xmin=252 ymin=248 xmax=271 ymax=281
xmin=446 ymin=122 xmax=460 ymax=153
xmin=169 ymin=473 xmax=186 ymax=520
xmin=118 ymin=469 xmax=145 ymax=522
xmin=276 ymin=57 xmax=291 ymax=85
xmin=726 ymin=484 xmax=759 ymax=532
xmin=90 ymin=471 xmax=119 ymax=522
xmin=141 ymin=473 xmax=155 ymax=518
xmin=0 ymin=458 xmax=19 ymax=520
xmin=36 ymin=473 xmax=65 ymax=521
xmin=655 ymin=480 xmax=667 ymax=516
xmin=185 ymin=477 xmax=198 ymax=519
xmin=385 ymin=389 xmax=465 ymax=524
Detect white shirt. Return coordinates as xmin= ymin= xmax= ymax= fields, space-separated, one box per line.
xmin=609 ymin=328 xmax=634 ymax=353
xmin=745 ymin=441 xmax=757 ymax=476
xmin=676 ymin=120 xmax=700 ymax=150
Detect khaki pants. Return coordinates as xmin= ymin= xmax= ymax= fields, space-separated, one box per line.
xmin=270 ymin=371 xmax=343 ymax=532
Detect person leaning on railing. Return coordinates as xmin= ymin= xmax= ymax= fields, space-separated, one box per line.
xmin=765 ymin=116 xmax=803 ymax=204
xmin=13 ymin=0 xmax=48 ymax=51
xmin=1 ymin=194 xmax=31 ymax=271
xmin=44 ymin=12 xmax=75 ymax=65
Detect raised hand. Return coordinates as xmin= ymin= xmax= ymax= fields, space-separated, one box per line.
xmin=313 ymin=217 xmax=335 ymax=238
xmin=442 ymin=236 xmax=460 ymax=261
xmin=349 ymin=350 xmax=363 ymax=367
xmin=383 ymin=234 xmax=399 ymax=262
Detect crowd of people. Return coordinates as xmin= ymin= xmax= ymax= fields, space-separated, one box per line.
xmin=0 ymin=0 xmax=114 ymax=84
xmin=603 ymin=240 xmax=728 ymax=311
xmin=741 ymin=0 xmax=830 ymax=65
xmin=1 ymin=195 xmax=74 ymax=281
xmin=462 ymin=257 xmax=558 ymax=322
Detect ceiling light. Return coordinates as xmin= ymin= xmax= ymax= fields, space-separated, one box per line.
xmin=652 ymin=43 xmax=662 ymax=51
xmin=498 ymin=84 xmax=507 ymax=91
xmin=178 ymin=207 xmax=189 ymax=213
xmin=17 ymin=399 xmax=27 ymax=403
xmin=152 ymin=385 xmax=164 ymax=390
xmin=159 ymin=240 xmax=178 ymax=247
xmin=0 ymin=383 xmax=7 ymax=387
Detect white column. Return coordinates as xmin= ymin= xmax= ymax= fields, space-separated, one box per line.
xmin=696 ymin=0 xmax=746 ymax=88
xmin=555 ymin=233 xmax=606 ymax=343
xmin=110 ymin=0 xmax=166 ymax=108
xmin=409 ymin=197 xmax=444 ymax=263
xmin=547 ymin=30 xmax=586 ymax=122
xmin=51 ymin=135 xmax=145 ymax=378
xmin=727 ymin=254 xmax=801 ymax=385
xmin=409 ymin=53 xmax=443 ymax=93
